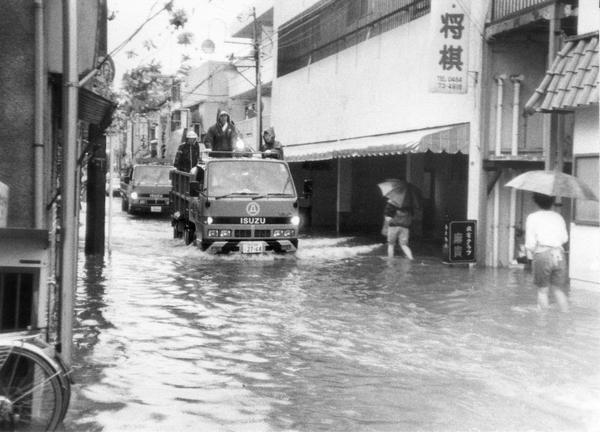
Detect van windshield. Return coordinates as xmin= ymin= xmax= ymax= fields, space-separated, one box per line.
xmin=207 ymin=161 xmax=295 ymax=197
xmin=133 ymin=166 xmax=173 ymax=185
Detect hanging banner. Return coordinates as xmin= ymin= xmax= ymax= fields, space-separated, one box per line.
xmin=429 ymin=0 xmax=469 ymax=94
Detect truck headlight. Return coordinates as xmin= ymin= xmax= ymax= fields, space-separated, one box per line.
xmin=291 ymin=216 xmax=300 ymax=226
xmin=219 ymin=229 xmax=231 ymax=237
xmin=207 ymin=230 xmax=219 ymax=237
xmin=131 ymin=192 xmax=138 ymax=200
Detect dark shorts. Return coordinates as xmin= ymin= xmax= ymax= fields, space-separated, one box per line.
xmin=532 ymin=249 xmax=568 ymax=290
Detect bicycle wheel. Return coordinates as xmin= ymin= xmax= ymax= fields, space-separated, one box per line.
xmin=0 ymin=344 xmax=67 ymax=431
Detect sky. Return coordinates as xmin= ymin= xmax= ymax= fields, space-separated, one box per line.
xmin=107 ymin=0 xmax=255 ymax=87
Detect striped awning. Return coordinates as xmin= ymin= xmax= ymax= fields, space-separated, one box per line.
xmin=284 ymin=123 xmax=469 ymax=162
xmin=524 ymin=32 xmax=599 ymax=115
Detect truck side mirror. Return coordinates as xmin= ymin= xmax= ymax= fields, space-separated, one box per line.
xmin=189 ymin=181 xmax=200 ymax=197
xmin=123 ymin=176 xmax=131 ymax=184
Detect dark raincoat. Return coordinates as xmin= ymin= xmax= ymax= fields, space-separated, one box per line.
xmin=173 ymin=138 xmax=200 ymax=172
xmin=260 ymin=126 xmax=284 ymax=160
xmin=203 ymin=109 xmax=237 ymax=157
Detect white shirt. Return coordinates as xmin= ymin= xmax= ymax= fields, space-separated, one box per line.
xmin=525 ymin=210 xmax=568 ymax=254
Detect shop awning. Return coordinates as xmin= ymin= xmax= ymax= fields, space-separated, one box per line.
xmin=284 ymin=123 xmax=469 ymax=162
xmin=79 ymin=87 xmax=116 ymax=130
xmin=524 ymin=32 xmax=599 ymax=115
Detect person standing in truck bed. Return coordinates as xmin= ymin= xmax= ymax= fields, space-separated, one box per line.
xmin=174 ymin=130 xmax=200 ymax=171
xmin=260 ymin=127 xmax=284 ymax=160
xmin=203 ymin=109 xmax=237 ymax=158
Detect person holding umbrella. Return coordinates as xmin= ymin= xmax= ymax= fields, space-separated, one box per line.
xmin=507 ymin=169 xmax=598 ymax=312
xmin=378 ymin=179 xmax=420 ymax=260
xmin=524 ymin=193 xmax=569 ymax=312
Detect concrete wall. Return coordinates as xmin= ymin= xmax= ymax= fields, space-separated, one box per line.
xmin=578 ymin=0 xmax=600 ymax=34
xmin=0 ymin=2 xmax=36 ymax=228
xmin=272 ymin=13 xmax=474 ymax=147
xmin=570 ymin=106 xmax=600 ymax=289
xmin=181 ymin=62 xmax=230 ymax=108
xmin=486 ymin=36 xmax=547 ymax=154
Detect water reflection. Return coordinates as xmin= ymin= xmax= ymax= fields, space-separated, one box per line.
xmin=63 ymin=201 xmax=600 ymax=431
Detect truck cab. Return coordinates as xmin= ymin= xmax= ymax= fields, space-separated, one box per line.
xmin=121 ymin=161 xmax=174 ymax=214
xmin=170 ymin=153 xmax=299 ymax=253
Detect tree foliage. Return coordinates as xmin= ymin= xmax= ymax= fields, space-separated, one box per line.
xmin=119 ymin=61 xmax=174 ymax=114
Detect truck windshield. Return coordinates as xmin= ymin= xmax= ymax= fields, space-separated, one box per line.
xmin=133 ymin=166 xmax=173 ymax=185
xmin=207 ymin=161 xmax=295 ymax=197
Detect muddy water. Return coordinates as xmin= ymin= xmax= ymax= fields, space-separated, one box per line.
xmin=63 ymin=200 xmax=600 ymax=431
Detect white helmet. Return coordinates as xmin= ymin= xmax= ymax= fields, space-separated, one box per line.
xmin=186 ymin=131 xmax=198 ymax=139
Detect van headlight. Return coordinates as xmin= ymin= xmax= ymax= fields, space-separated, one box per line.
xmin=291 ymin=216 xmax=300 ymax=226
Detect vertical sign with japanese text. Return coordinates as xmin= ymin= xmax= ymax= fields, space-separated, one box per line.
xmin=446 ymin=220 xmax=476 ymax=263
xmin=430 ymin=1 xmax=469 ymax=93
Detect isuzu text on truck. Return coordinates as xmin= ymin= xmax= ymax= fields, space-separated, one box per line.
xmin=170 ymin=152 xmax=299 ymax=254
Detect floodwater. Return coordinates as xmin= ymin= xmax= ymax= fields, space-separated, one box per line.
xmin=63 ymin=198 xmax=600 ymax=431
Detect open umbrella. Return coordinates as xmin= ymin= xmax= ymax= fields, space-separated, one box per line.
xmin=377 ymin=179 xmax=422 ymax=209
xmin=505 ymin=170 xmax=598 ymax=201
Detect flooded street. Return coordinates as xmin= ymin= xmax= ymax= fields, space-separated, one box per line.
xmin=63 ymin=198 xmax=600 ymax=431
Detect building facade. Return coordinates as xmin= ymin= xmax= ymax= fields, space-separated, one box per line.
xmin=267 ymin=0 xmax=598 ymax=286
xmin=272 ymin=0 xmax=485 ymax=251
xmin=0 ymin=0 xmax=113 ymax=361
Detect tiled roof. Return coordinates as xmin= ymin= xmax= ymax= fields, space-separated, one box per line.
xmin=524 ymin=32 xmax=598 ymax=115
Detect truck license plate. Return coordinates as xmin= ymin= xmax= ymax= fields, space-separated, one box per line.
xmin=150 ymin=206 xmax=161 ymax=213
xmin=240 ymin=242 xmax=264 ymax=254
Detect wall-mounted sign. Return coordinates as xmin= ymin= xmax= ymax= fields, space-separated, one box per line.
xmin=443 ymin=220 xmax=476 ymax=263
xmin=429 ymin=1 xmax=469 ymax=94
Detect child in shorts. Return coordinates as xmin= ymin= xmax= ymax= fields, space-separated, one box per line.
xmin=524 ymin=193 xmax=569 ymax=312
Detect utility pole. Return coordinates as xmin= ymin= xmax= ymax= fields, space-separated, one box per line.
xmin=252 ymin=7 xmax=262 ymax=150
xmin=60 ymin=0 xmax=78 ymax=367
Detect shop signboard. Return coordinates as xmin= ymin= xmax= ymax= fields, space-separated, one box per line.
xmin=443 ymin=220 xmax=476 ymax=263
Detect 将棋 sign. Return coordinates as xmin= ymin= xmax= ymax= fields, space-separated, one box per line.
xmin=430 ymin=1 xmax=469 ymax=94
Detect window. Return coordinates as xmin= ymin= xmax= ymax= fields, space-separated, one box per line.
xmin=573 ymin=155 xmax=599 ymax=225
xmin=0 ymin=268 xmax=38 ymax=332
xmin=171 ymin=110 xmax=181 ymax=132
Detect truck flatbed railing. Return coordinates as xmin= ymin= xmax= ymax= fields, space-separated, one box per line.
xmin=197 ymin=150 xmax=282 ymax=163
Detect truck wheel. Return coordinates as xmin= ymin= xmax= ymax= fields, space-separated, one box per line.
xmin=183 ymin=227 xmax=195 ymax=245
xmin=121 ymin=198 xmax=127 ymax=212
xmin=200 ymin=240 xmax=211 ymax=251
xmin=126 ymin=202 xmax=133 ymax=214
xmin=172 ymin=224 xmax=180 ymax=239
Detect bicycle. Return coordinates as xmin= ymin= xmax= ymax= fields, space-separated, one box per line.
xmin=0 ymin=331 xmax=71 ymax=431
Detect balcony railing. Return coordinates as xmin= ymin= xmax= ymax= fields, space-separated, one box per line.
xmin=491 ymin=0 xmax=555 ymax=22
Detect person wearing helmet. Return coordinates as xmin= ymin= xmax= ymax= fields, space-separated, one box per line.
xmin=174 ymin=130 xmax=200 ymax=171
xmin=203 ymin=108 xmax=237 ymax=158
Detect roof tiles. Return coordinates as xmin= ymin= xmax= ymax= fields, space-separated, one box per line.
xmin=524 ymin=32 xmax=599 ymax=115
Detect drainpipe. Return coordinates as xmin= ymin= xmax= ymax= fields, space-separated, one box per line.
xmin=494 ymin=75 xmax=507 ymax=156
xmin=508 ymin=75 xmax=524 ymax=264
xmin=60 ymin=0 xmax=78 ymax=368
xmin=492 ymin=75 xmax=507 ymax=266
xmin=34 ymin=0 xmax=44 ymax=228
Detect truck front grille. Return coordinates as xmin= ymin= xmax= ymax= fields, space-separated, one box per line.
xmin=254 ymin=229 xmax=271 ymax=238
xmin=234 ymin=229 xmax=252 ymax=237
